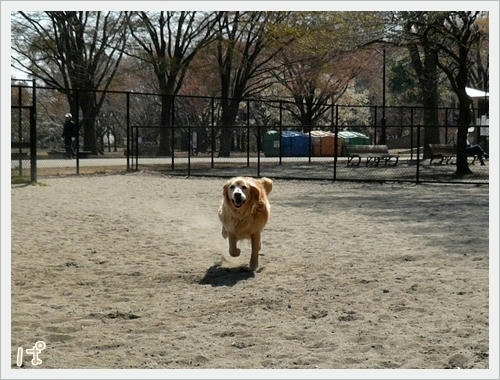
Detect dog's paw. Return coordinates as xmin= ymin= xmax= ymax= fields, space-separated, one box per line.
xmin=249 ymin=262 xmax=258 ymax=271
xmin=229 ymin=248 xmax=241 ymax=257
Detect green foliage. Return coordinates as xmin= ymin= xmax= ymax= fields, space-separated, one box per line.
xmin=11 ymin=176 xmax=29 ymax=184
xmin=389 ymin=60 xmax=419 ymax=104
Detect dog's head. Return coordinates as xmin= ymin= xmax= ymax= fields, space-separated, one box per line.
xmin=223 ymin=177 xmax=272 ymax=211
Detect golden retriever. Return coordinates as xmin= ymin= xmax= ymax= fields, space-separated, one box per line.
xmin=218 ymin=176 xmax=273 ymax=271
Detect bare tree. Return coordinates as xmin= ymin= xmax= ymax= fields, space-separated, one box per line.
xmin=277 ymin=52 xmax=367 ymax=131
xmin=272 ymin=12 xmax=382 ymax=132
xmin=469 ymin=13 xmax=489 ymax=92
xmin=126 ymin=11 xmax=221 ymax=155
xmin=430 ymin=11 xmax=482 ymax=175
xmin=12 ymin=11 xmax=128 ymax=154
xmin=215 ymin=11 xmax=292 ymax=157
xmin=399 ymin=11 xmax=443 ymax=158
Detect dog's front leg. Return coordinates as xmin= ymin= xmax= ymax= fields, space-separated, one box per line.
xmin=250 ymin=232 xmax=261 ymax=271
xmin=228 ymin=234 xmax=241 ymax=257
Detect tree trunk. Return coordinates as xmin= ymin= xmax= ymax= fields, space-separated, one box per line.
xmin=407 ymin=37 xmax=441 ymax=158
xmin=218 ymin=100 xmax=239 ymax=157
xmin=99 ymin=134 xmax=105 ymax=154
xmin=301 ymin=111 xmax=314 ymax=133
xmin=303 ymin=98 xmax=314 ymax=133
xmin=79 ymin=92 xmax=99 ymax=154
xmin=294 ymin=95 xmax=315 ymax=133
xmin=158 ymin=94 xmax=172 ymax=156
xmin=422 ymin=50 xmax=440 ymax=158
xmin=456 ymin=92 xmax=472 ymax=175
xmin=66 ymin=90 xmax=97 ymax=154
xmin=422 ymin=95 xmax=439 ymax=159
xmin=198 ymin=127 xmax=208 ymax=153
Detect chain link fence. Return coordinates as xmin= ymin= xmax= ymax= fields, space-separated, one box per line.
xmin=11 ymin=84 xmax=489 ymax=185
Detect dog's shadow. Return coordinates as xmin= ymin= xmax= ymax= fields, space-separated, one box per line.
xmin=199 ymin=263 xmax=255 ymax=287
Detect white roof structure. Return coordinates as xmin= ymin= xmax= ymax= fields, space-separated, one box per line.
xmin=466 ymin=87 xmax=489 ymax=98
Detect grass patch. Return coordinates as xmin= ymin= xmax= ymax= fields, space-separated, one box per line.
xmin=11 ymin=176 xmax=47 ymax=186
xmin=11 ymin=176 xmax=29 ymax=184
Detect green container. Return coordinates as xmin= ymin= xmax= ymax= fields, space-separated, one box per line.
xmin=263 ymin=130 xmax=280 ymax=157
xmin=338 ymin=131 xmax=370 ymax=156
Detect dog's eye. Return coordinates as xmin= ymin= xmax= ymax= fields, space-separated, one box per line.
xmin=230 ymin=185 xmax=235 ymax=190
xmin=241 ymin=186 xmax=247 ymax=190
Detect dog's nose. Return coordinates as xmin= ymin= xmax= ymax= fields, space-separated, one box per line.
xmin=234 ymin=192 xmax=242 ymax=200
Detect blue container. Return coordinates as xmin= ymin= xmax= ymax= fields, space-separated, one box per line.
xmin=281 ymin=131 xmax=310 ymax=157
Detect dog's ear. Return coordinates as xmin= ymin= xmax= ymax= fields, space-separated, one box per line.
xmin=259 ymin=177 xmax=273 ymax=195
xmin=250 ymin=180 xmax=262 ymax=203
xmin=222 ymin=181 xmax=232 ymax=203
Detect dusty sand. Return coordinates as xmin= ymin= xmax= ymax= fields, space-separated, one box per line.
xmin=11 ymin=172 xmax=489 ymax=369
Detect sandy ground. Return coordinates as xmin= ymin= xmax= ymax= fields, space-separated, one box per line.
xmin=11 ymin=172 xmax=489 ymax=369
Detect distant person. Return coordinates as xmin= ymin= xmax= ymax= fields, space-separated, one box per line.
xmin=466 ymin=127 xmax=488 ymax=165
xmin=454 ymin=127 xmax=488 ymax=166
xmin=62 ymin=113 xmax=76 ymax=159
xmin=466 ymin=139 xmax=488 ymax=166
xmin=192 ymin=130 xmax=198 ymax=156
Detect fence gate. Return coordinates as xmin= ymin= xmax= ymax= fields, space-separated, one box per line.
xmin=11 ymin=104 xmax=36 ymax=183
xmin=11 ymin=80 xmax=36 ymax=183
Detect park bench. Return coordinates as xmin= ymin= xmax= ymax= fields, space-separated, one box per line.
xmin=428 ymin=144 xmax=477 ymax=165
xmin=345 ymin=145 xmax=399 ymax=167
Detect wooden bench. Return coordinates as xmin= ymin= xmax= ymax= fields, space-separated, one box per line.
xmin=428 ymin=144 xmax=477 ymax=165
xmin=345 ymin=145 xmax=399 ymax=167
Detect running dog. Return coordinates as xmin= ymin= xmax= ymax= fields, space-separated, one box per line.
xmin=218 ymin=177 xmax=273 ymax=271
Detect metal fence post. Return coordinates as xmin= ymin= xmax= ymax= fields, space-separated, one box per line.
xmin=211 ymin=97 xmax=215 ymax=169
xmin=279 ymin=101 xmax=282 ymax=165
xmin=333 ymin=104 xmax=338 ymax=182
xmin=444 ymin=107 xmax=448 ymax=144
xmin=257 ymin=124 xmax=261 ymax=177
xmin=416 ymin=123 xmax=421 ymax=184
xmin=75 ymin=89 xmax=80 ymax=175
xmin=410 ymin=107 xmax=414 ymax=161
xmin=475 ymin=107 xmax=480 ymax=143
xmin=247 ymin=100 xmax=250 ymax=167
xmin=171 ymin=95 xmax=175 ymax=171
xmin=131 ymin=121 xmax=134 ymax=170
xmin=18 ymin=86 xmax=23 ymax=176
xmin=308 ymin=127 xmax=312 ymax=163
xmin=188 ymin=125 xmax=191 ymax=177
xmin=135 ymin=126 xmax=139 ymax=170
xmin=126 ymin=92 xmax=130 ymax=171
xmin=30 ymin=79 xmax=37 ymax=183
xmin=373 ymin=105 xmax=378 ymax=145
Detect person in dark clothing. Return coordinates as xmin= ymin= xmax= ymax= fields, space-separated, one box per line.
xmin=466 ymin=143 xmax=488 ymax=165
xmin=466 ymin=128 xmax=488 ymax=166
xmin=62 ymin=113 xmax=76 ymax=158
